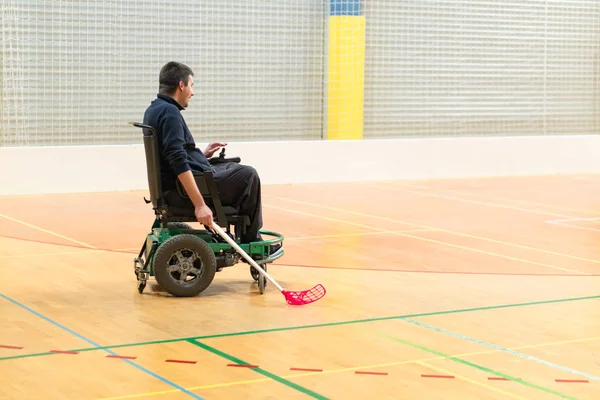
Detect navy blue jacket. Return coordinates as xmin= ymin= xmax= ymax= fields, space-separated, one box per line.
xmin=143 ymin=94 xmax=213 ymax=191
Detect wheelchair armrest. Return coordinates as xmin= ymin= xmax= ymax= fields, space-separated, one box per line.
xmin=209 ymin=156 xmax=241 ymax=165
xmin=208 ymin=147 xmax=241 ymax=165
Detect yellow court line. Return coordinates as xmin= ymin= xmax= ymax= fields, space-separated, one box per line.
xmin=96 ymin=377 xmax=274 ymax=400
xmin=0 ymin=213 xmax=97 ymax=249
xmin=265 ymin=203 xmax=587 ymax=275
xmin=392 ymin=181 xmax=600 ymax=218
xmin=416 ymin=361 xmax=527 ymax=400
xmin=94 ymin=336 xmax=600 ymax=400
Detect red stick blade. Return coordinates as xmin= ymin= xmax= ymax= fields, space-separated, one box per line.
xmin=282 ymin=284 xmax=326 ymax=305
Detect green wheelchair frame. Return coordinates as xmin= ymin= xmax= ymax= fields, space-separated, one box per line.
xmin=130 ymin=122 xmax=284 ymax=297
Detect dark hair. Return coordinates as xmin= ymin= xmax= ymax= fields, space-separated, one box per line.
xmin=158 ymin=61 xmax=194 ymax=94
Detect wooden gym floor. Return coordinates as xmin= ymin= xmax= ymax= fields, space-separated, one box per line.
xmin=0 ymin=174 xmax=599 ymax=400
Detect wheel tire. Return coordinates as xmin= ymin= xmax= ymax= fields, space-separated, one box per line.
xmin=166 ymin=222 xmax=193 ymax=230
xmin=153 ymin=234 xmax=217 ymax=297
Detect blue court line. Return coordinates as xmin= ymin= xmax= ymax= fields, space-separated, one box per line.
xmin=0 ymin=293 xmax=205 ymax=400
xmin=402 ymin=317 xmax=600 ymax=383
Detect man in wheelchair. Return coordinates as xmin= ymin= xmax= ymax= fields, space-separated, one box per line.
xmin=143 ymin=61 xmax=280 ymax=255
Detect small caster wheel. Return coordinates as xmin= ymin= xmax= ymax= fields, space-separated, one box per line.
xmin=250 ymin=265 xmax=260 ymax=281
xmin=138 ymin=281 xmax=146 ymax=294
xmin=258 ymin=264 xmax=267 ymax=294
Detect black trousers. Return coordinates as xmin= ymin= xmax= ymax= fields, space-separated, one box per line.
xmin=165 ymin=163 xmax=263 ymax=243
xmin=212 ymin=162 xmax=263 ymax=243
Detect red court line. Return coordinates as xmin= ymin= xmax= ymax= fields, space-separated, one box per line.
xmin=290 ymin=367 xmax=323 ymax=372
xmin=106 ymin=355 xmax=137 ymax=360
xmin=0 ymin=342 xmax=593 ymax=385
xmin=422 ymin=374 xmax=455 ymax=379
xmin=165 ymin=359 xmax=197 ymax=364
xmin=49 ymin=350 xmax=78 ymax=354
xmin=0 ymin=345 xmax=23 ymax=350
xmin=355 ymin=371 xmax=388 ymax=376
xmin=227 ymin=363 xmax=259 ymax=369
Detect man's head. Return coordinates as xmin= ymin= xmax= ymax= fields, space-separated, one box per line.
xmin=158 ymin=61 xmax=194 ymax=108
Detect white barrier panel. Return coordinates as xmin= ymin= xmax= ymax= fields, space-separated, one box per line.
xmin=1 ymin=135 xmax=600 ymax=196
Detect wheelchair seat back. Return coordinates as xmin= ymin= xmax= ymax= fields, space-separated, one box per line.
xmin=135 ymin=122 xmax=163 ymax=210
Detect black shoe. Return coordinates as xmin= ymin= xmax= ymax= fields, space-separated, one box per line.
xmin=269 ymin=243 xmax=282 ymax=255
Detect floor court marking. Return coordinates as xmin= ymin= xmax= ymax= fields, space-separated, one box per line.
xmin=5 ymin=335 xmax=600 ymax=380
xmin=0 ymin=229 xmax=433 ymax=260
xmin=110 ymin=229 xmax=432 ymax=251
xmin=3 ymin=194 xmax=593 ymax=274
xmin=416 ymin=361 xmax=526 ymax=400
xmin=383 ymin=335 xmax=578 ymax=400
xmin=546 ymin=219 xmax=600 ymax=234
xmin=266 ymin=204 xmax=587 ymax=275
xmin=2 ymin=294 xmax=599 ymax=362
xmin=0 ymin=234 xmax=93 ymax=251
xmin=0 ymin=293 xmax=206 ymax=400
xmin=546 ymin=217 xmax=600 ymax=224
xmin=0 ymin=344 xmax=24 ymax=349
xmin=402 ymin=317 xmax=600 ymax=383
xmin=188 ymin=339 xmax=327 ymax=400
xmin=93 ymin=335 xmax=600 ymax=400
xmin=0 ymin=249 xmax=104 ymax=259
xmin=276 ymin=262 xmax=600 ymax=277
xmin=0 ymin=213 xmax=97 ymax=249
xmin=362 ymin=182 xmax=577 ymax=219
xmin=2 ymin=239 xmax=596 ymax=277
xmin=20 ymin=337 xmax=600 ymax=368
xmin=389 ymin=181 xmax=600 ymax=218
xmin=267 ymin=194 xmax=598 ymax=268
xmin=283 ymin=228 xmax=433 ymax=241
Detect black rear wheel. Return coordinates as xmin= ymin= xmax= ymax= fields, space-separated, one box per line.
xmin=153 ymin=234 xmax=217 ymax=297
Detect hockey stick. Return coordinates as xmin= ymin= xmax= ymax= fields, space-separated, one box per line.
xmin=210 ymin=223 xmax=326 ymax=305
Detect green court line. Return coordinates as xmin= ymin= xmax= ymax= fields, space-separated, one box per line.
xmin=2 ymin=294 xmax=599 ymax=362
xmin=382 ymin=334 xmax=579 ymax=400
xmin=188 ymin=339 xmax=329 ymax=400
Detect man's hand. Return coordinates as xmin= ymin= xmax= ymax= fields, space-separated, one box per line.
xmin=203 ymin=142 xmax=227 ymax=158
xmin=195 ymin=204 xmax=213 ymax=229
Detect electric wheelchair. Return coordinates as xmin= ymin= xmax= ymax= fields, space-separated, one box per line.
xmin=130 ymin=122 xmax=284 ymax=297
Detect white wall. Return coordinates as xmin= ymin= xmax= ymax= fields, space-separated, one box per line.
xmin=1 ymin=135 xmax=600 ymax=196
